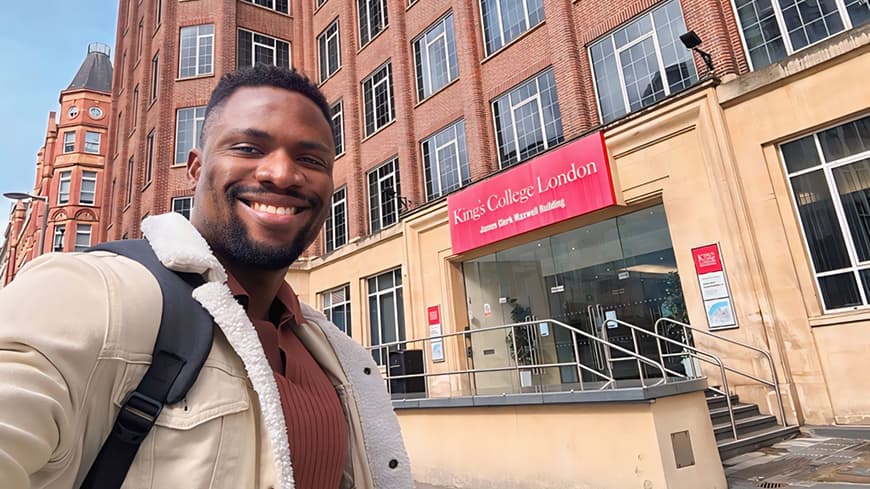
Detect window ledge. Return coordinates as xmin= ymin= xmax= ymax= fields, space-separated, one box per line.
xmin=414 ymin=77 xmax=460 ymax=109
xmin=335 ymin=151 xmax=346 ymax=160
xmin=357 ymin=25 xmax=390 ymax=55
xmin=175 ymin=73 xmax=215 ymax=82
xmin=809 ymin=307 xmax=870 ymax=328
xmin=361 ymin=119 xmax=396 ymax=143
xmin=480 ymin=21 xmax=546 ymax=65
xmin=240 ymin=1 xmax=291 ymax=17
xmin=147 ymin=97 xmax=158 ymax=111
xmin=318 ymin=66 xmax=343 ymax=87
xmin=142 ymin=180 xmax=153 ymax=191
xmin=170 ymin=163 xmax=188 ymax=169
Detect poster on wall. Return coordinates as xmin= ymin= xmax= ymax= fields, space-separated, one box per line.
xmin=691 ymin=244 xmax=738 ymax=330
xmin=427 ymin=305 xmax=445 ymax=363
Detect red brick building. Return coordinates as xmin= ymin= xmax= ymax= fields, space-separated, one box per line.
xmin=2 ymin=44 xmax=112 ymax=285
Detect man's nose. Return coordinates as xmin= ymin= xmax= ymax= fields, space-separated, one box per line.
xmin=254 ymin=151 xmax=305 ymax=189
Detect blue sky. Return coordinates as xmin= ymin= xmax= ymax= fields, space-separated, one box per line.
xmin=0 ymin=0 xmax=118 ymax=244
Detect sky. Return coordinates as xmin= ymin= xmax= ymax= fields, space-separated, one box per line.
xmin=0 ymin=1 xmax=118 ymax=247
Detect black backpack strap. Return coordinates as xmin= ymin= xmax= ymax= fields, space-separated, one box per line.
xmin=79 ymin=240 xmax=215 ymax=489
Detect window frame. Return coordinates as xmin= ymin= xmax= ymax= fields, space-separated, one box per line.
xmin=80 ymin=171 xmax=98 ymax=205
xmin=241 ymin=0 xmax=289 ymax=14
xmin=63 ymin=131 xmax=75 ymax=153
xmin=587 ymin=0 xmax=698 ymax=124
xmin=413 ymin=12 xmax=459 ymax=101
xmin=74 ymin=223 xmax=92 ymax=252
xmin=325 ymin=186 xmax=348 ymax=252
xmin=322 ymin=284 xmax=352 ymax=336
xmin=367 ymin=157 xmax=401 ymax=233
xmin=358 ymin=0 xmax=389 ymax=48
xmin=58 ymin=170 xmax=72 ymax=205
xmin=781 ymin=114 xmax=870 ymax=313
xmin=126 ymin=156 xmax=135 ymax=206
xmin=362 ymin=61 xmax=395 ymax=137
xmin=730 ymin=0 xmax=867 ymax=71
xmin=85 ymin=131 xmax=102 ymax=154
xmin=52 ymin=224 xmax=66 ymax=252
xmin=178 ymin=24 xmax=215 ymax=78
xmin=237 ymin=28 xmax=292 ymax=69
xmin=145 ymin=129 xmax=155 ymax=185
xmin=172 ymin=196 xmax=194 ymax=219
xmin=491 ymin=68 xmax=564 ymax=168
xmin=331 ymin=100 xmax=344 ymax=156
xmin=479 ymin=0 xmax=545 ymax=56
xmin=367 ymin=267 xmax=405 ymax=365
xmin=175 ymin=106 xmax=206 ymax=165
xmin=318 ymin=19 xmax=342 ymax=83
xmin=150 ymin=53 xmax=159 ymax=102
xmin=422 ymin=119 xmax=470 ymax=201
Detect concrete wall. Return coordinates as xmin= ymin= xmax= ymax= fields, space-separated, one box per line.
xmin=397 ymin=392 xmax=727 ymax=489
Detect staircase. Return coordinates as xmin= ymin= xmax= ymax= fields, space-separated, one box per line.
xmin=705 ymin=389 xmax=800 ymax=460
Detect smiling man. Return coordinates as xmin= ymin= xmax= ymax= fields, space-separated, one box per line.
xmin=0 ymin=66 xmax=414 ymax=489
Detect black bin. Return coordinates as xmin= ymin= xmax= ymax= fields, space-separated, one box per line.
xmin=388 ymin=349 xmax=426 ymax=395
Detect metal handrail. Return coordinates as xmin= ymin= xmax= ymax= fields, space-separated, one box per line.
xmin=366 ymin=319 xmax=670 ymax=395
xmin=603 ymin=318 xmax=738 ymax=439
xmin=654 ymin=318 xmax=787 ymax=426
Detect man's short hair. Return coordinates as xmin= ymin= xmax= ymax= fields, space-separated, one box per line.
xmin=202 ymin=65 xmax=333 ymax=144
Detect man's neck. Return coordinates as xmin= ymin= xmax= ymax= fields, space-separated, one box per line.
xmin=222 ymin=260 xmax=289 ymax=321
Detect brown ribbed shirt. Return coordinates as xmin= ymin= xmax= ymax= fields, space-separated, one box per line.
xmin=227 ymin=273 xmax=348 ymax=489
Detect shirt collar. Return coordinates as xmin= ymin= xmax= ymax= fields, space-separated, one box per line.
xmin=225 ymin=271 xmax=305 ymax=324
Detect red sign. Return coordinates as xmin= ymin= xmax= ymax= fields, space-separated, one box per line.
xmin=427 ymin=305 xmax=441 ymax=326
xmin=447 ymin=132 xmax=617 ymax=254
xmin=692 ymin=244 xmax=724 ymax=275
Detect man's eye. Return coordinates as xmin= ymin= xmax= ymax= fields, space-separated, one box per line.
xmin=232 ymin=145 xmax=260 ymax=154
xmin=300 ymin=156 xmax=327 ymax=167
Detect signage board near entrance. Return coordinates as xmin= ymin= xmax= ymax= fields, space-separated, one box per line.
xmin=427 ymin=305 xmax=445 ymax=363
xmin=447 ymin=132 xmax=618 ymax=254
xmin=691 ymin=244 xmax=737 ymax=330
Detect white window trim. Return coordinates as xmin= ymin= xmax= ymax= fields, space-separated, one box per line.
xmin=175 ymin=106 xmax=206 ymax=165
xmin=75 ymin=223 xmax=93 ymax=252
xmin=179 ymin=25 xmax=214 ymax=78
xmin=363 ymin=62 xmax=394 ymax=136
xmin=326 ymin=187 xmax=348 ymax=252
xmin=238 ymin=29 xmax=291 ymax=68
xmin=480 ymin=0 xmax=540 ymax=56
xmin=414 ymin=13 xmax=457 ymax=100
xmin=331 ymin=100 xmax=345 ymax=157
xmin=368 ymin=159 xmax=400 ymax=232
xmin=367 ymin=268 xmax=403 ymax=360
xmin=53 ymin=225 xmax=66 ymax=252
xmin=145 ymin=129 xmax=155 ymax=184
xmin=730 ymin=0 xmax=859 ymax=71
xmin=242 ymin=0 xmax=288 ymax=14
xmin=126 ymin=157 xmax=135 ymax=205
xmin=85 ymin=131 xmax=102 ymax=154
xmin=151 ymin=53 xmax=159 ymax=101
xmin=80 ymin=171 xmax=98 ymax=206
xmin=172 ymin=196 xmax=194 ymax=219
xmin=781 ymin=115 xmax=870 ymax=313
xmin=423 ymin=120 xmax=467 ymax=200
xmin=322 ymin=284 xmax=351 ymax=335
xmin=63 ymin=132 xmax=75 ymax=153
xmin=58 ymin=171 xmax=72 ymax=205
xmin=491 ymin=71 xmax=557 ymax=168
xmin=319 ymin=20 xmax=341 ymax=82
xmin=358 ymin=0 xmax=388 ymax=48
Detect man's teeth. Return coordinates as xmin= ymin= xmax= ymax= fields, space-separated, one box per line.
xmin=251 ymin=202 xmax=297 ymax=215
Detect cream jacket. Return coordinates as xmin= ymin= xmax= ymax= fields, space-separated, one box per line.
xmin=0 ymin=213 xmax=414 ymax=489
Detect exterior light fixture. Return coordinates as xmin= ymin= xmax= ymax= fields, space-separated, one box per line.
xmin=680 ymin=30 xmax=715 ymax=74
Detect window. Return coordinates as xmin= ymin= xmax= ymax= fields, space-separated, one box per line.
xmin=782 ymin=115 xmax=870 ymax=311
xmin=480 ymin=0 xmax=544 ymax=55
xmin=131 ymin=86 xmax=139 ymax=130
xmin=151 ymin=53 xmax=159 ymax=101
xmin=107 ymin=178 xmax=116 ymax=222
xmin=80 ymin=171 xmax=97 ymax=205
xmin=137 ymin=19 xmax=144 ymax=59
xmin=145 ymin=129 xmax=155 ymax=184
xmin=368 ymin=158 xmax=400 ymax=232
xmin=733 ymin=0 xmax=869 ymax=70
xmin=589 ymin=0 xmax=697 ymax=124
xmin=322 ymin=285 xmax=351 ymax=335
xmin=120 ymin=52 xmax=126 ymax=90
xmin=241 ymin=0 xmax=289 ymax=14
xmin=75 ymin=224 xmax=92 ymax=252
xmin=58 ymin=171 xmax=72 ymax=205
xmin=178 ymin=24 xmax=214 ymax=78
xmin=175 ymin=106 xmax=206 ymax=164
xmin=237 ymin=29 xmax=291 ymax=69
xmin=156 ymin=0 xmax=162 ymax=25
xmin=423 ymin=120 xmax=470 ymax=200
xmin=362 ymin=62 xmax=395 ymax=136
xmin=492 ymin=68 xmax=563 ymax=168
xmin=358 ymin=0 xmax=388 ymax=47
xmin=368 ymin=268 xmax=405 ymax=365
xmin=317 ymin=0 xmax=327 ymax=7
xmin=325 ymin=187 xmax=347 ymax=252
xmin=172 ymin=196 xmax=194 ymax=219
xmin=318 ymin=20 xmax=341 ymax=82
xmin=413 ymin=13 xmax=459 ymax=100
xmin=331 ymin=100 xmax=344 ymax=156
xmin=53 ymin=225 xmax=66 ymax=252
xmin=126 ymin=157 xmax=135 ymax=205
xmin=85 ymin=132 xmax=102 ymax=154
xmin=63 ymin=131 xmax=75 ymax=153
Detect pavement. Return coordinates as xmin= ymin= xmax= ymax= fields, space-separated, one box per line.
xmin=415 ymin=428 xmax=870 ymax=489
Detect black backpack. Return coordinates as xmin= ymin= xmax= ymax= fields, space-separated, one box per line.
xmin=79 ymin=240 xmax=215 ymax=489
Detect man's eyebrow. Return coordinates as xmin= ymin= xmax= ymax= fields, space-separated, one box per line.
xmin=298 ymin=140 xmax=332 ymax=154
xmin=223 ymin=127 xmax=272 ymax=140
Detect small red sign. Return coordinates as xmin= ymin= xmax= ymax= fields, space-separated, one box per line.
xmin=447 ymin=132 xmax=617 ymax=254
xmin=427 ymin=305 xmax=441 ymax=326
xmin=692 ymin=244 xmax=724 ymax=275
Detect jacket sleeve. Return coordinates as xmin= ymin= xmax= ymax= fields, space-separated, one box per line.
xmin=0 ymin=254 xmax=111 ymax=489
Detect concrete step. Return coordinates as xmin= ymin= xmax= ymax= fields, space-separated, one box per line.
xmin=709 ymin=403 xmax=760 ymax=424
xmin=713 ymin=414 xmax=778 ymax=441
xmin=717 ymin=425 xmax=801 ymax=460
xmin=706 ymin=393 xmax=740 ymax=410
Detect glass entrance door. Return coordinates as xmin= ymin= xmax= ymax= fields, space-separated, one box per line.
xmin=463 ymin=205 xmax=689 ymax=393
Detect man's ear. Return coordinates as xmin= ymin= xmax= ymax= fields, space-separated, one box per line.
xmin=187 ymin=148 xmax=202 ymax=187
